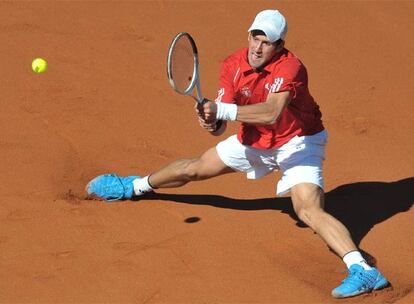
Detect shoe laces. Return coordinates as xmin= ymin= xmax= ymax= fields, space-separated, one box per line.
xmin=104 ymin=174 xmax=125 ymax=201
xmin=343 ymin=268 xmax=377 ymax=288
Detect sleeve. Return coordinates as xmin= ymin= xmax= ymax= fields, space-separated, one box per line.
xmin=214 ymin=60 xmax=236 ymax=104
xmin=268 ymin=59 xmax=307 ymax=100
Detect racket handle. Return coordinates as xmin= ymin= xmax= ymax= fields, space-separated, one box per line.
xmin=199 ymin=98 xmax=211 ymax=105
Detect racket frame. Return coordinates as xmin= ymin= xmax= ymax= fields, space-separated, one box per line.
xmin=167 ymin=32 xmax=206 ymax=104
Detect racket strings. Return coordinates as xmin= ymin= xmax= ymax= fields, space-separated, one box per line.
xmin=169 ymin=36 xmax=195 ymax=94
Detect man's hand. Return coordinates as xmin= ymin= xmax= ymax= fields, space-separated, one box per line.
xmin=197 ymin=116 xmax=217 ymax=132
xmin=195 ymin=101 xmax=218 ymax=131
xmin=200 ymin=101 xmax=217 ymax=122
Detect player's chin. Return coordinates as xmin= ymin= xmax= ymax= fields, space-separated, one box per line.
xmin=248 ymin=56 xmax=265 ymax=69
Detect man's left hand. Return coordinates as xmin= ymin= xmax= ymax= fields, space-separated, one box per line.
xmin=195 ymin=101 xmax=218 ymax=132
xmin=200 ymin=100 xmax=217 ymax=122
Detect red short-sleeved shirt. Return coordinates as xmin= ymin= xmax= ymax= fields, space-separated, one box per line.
xmin=215 ymin=48 xmax=324 ymax=149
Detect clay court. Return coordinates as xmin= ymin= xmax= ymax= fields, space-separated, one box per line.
xmin=0 ymin=1 xmax=413 ymax=303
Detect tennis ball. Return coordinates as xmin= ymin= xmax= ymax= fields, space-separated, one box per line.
xmin=32 ymin=58 xmax=48 ymax=73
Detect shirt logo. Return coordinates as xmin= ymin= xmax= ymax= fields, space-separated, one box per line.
xmin=241 ymin=86 xmax=251 ymax=97
xmin=266 ymin=77 xmax=284 ymax=93
xmin=215 ymin=88 xmax=225 ymax=102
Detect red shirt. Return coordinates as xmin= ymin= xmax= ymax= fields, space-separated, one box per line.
xmin=215 ymin=48 xmax=324 ymax=149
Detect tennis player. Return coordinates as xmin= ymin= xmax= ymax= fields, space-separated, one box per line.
xmin=86 ymin=9 xmax=388 ymax=298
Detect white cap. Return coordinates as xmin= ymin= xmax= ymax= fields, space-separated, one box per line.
xmin=247 ymin=10 xmax=287 ymax=42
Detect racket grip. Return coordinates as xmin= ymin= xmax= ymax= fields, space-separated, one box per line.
xmin=214 ymin=120 xmax=223 ymax=132
xmin=199 ymin=98 xmax=211 ymax=105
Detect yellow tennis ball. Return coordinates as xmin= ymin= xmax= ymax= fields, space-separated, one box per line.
xmin=32 ymin=58 xmax=48 ymax=73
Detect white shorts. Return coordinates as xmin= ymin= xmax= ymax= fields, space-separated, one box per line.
xmin=216 ymin=130 xmax=328 ymax=196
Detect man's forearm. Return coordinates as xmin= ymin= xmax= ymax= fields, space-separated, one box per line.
xmin=214 ymin=91 xmax=291 ymax=126
xmin=235 ymin=102 xmax=281 ymax=125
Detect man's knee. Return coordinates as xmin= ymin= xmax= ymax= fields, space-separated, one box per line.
xmin=180 ymin=147 xmax=232 ymax=181
xmin=291 ymin=183 xmax=325 ymax=226
xmin=174 ymin=159 xmax=200 ymax=181
xmin=294 ymin=205 xmax=325 ymax=229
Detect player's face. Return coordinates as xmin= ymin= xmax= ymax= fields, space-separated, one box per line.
xmin=248 ymin=33 xmax=279 ymax=69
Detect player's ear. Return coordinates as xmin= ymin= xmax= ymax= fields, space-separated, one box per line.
xmin=248 ymin=32 xmax=252 ymax=42
xmin=276 ymin=40 xmax=285 ymax=52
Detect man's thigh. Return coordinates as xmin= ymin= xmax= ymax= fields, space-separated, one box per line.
xmin=190 ymin=146 xmax=235 ymax=179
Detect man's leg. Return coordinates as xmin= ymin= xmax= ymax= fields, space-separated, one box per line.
xmin=290 ymin=182 xmax=356 ymax=257
xmin=86 ymin=147 xmax=234 ymax=200
xmin=148 ymin=147 xmax=235 ymax=188
xmin=290 ymin=182 xmax=388 ymax=298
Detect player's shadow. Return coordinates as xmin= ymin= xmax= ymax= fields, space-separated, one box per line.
xmin=144 ymin=177 xmax=413 ymax=251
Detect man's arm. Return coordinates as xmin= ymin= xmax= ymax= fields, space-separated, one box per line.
xmin=202 ymin=90 xmax=292 ymax=125
xmin=236 ymin=90 xmax=291 ymax=124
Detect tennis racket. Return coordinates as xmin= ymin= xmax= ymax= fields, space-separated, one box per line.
xmin=167 ymin=32 xmax=208 ymax=105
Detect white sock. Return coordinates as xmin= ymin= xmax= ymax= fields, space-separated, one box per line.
xmin=343 ymin=251 xmax=372 ymax=270
xmin=133 ymin=175 xmax=154 ymax=196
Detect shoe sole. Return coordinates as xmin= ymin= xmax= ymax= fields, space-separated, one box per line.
xmin=85 ymin=193 xmax=105 ymax=201
xmin=374 ymin=277 xmax=389 ymax=290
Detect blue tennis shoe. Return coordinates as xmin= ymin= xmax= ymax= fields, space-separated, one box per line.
xmin=332 ymin=264 xmax=388 ymax=298
xmin=86 ymin=174 xmax=140 ymax=201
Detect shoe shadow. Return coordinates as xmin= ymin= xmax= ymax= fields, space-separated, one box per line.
xmin=143 ymin=177 xmax=413 ymax=247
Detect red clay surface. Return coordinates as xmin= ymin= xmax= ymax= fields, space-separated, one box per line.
xmin=1 ymin=1 xmax=413 ymax=303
